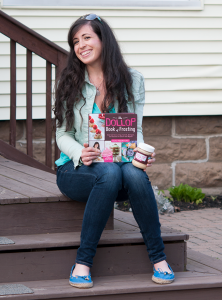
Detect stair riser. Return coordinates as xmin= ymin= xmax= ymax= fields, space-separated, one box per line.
xmin=29 ymin=288 xmax=222 ymax=300
xmin=0 ymin=242 xmax=185 ymax=283
xmin=0 ymin=202 xmax=113 ymax=235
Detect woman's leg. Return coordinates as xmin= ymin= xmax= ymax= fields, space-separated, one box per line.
xmin=57 ymin=161 xmax=122 ymax=270
xmin=120 ymin=163 xmax=166 ymax=265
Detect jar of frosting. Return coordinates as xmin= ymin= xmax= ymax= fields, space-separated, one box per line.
xmin=132 ymin=143 xmax=155 ymax=170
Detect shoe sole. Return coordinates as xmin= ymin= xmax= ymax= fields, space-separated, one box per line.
xmin=69 ymin=281 xmax=93 ymax=289
xmin=152 ymin=275 xmax=174 ymax=284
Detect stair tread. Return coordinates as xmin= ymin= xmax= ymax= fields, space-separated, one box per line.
xmin=1 ymin=272 xmax=222 ymax=300
xmin=0 ymin=228 xmax=187 ymax=251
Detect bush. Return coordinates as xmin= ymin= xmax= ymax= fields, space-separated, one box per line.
xmin=168 ymin=183 xmax=205 ymax=204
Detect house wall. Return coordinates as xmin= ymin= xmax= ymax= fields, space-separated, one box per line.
xmin=0 ymin=2 xmax=222 ymax=191
xmin=1 ymin=115 xmax=222 ymax=194
xmin=1 ymin=1 xmax=222 ymax=119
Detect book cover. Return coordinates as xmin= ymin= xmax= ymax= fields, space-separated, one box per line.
xmin=88 ymin=113 xmax=137 ymax=162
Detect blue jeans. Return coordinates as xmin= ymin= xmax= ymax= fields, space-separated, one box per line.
xmin=57 ymin=161 xmax=166 ymax=268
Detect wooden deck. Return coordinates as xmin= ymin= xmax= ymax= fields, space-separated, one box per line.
xmin=0 ymin=155 xmax=222 ymax=299
xmin=0 ymin=155 xmax=63 ymax=203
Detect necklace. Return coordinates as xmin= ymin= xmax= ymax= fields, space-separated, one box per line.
xmin=89 ymin=77 xmax=103 ymax=96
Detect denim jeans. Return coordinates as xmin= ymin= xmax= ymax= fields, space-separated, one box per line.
xmin=57 ymin=161 xmax=166 ymax=268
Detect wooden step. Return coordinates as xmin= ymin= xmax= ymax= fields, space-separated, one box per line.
xmin=0 ymin=216 xmax=188 ymax=283
xmin=0 ymin=157 xmax=113 ymax=234
xmin=0 ymin=271 xmax=222 ymax=300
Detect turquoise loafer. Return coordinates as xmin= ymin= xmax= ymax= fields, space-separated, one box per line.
xmin=69 ymin=265 xmax=93 ymax=289
xmin=152 ymin=264 xmax=175 ymax=284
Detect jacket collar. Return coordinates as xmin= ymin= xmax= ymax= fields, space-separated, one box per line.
xmin=84 ymin=68 xmax=91 ymax=84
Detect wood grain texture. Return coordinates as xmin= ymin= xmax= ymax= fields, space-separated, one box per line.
xmin=0 ymin=10 xmax=68 ymax=65
xmin=0 ymin=159 xmax=56 ymax=183
xmin=0 ymin=220 xmax=184 ymax=251
xmin=0 ymin=164 xmax=61 ymax=195
xmin=0 ymin=185 xmax=29 ymax=201
xmin=9 ymin=39 xmax=16 ymax=148
xmin=0 ymin=202 xmax=113 ymax=235
xmin=188 ymin=249 xmax=222 ymax=273
xmin=0 ymin=201 xmax=85 ymax=235
xmin=0 ymin=164 xmax=56 ymax=190
xmin=0 ymin=140 xmax=55 ymax=174
xmin=0 ymin=242 xmax=185 ymax=283
xmin=45 ymin=60 xmax=52 ymax=168
xmin=1 ymin=272 xmax=222 ymax=300
xmin=26 ymin=48 xmax=33 ymax=157
xmin=0 ymin=175 xmax=58 ymax=200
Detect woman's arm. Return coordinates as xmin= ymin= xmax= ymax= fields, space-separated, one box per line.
xmin=131 ymin=70 xmax=156 ymax=169
xmin=56 ymin=119 xmax=84 ymax=168
xmin=129 ymin=69 xmax=145 ymax=145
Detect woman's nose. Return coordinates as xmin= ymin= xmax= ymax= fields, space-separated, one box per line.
xmin=79 ymin=38 xmax=86 ymax=49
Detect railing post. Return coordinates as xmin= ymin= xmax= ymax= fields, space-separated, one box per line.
xmin=10 ymin=39 xmax=16 ymax=147
xmin=54 ymin=64 xmax=62 ymax=162
xmin=46 ymin=61 xmax=52 ymax=168
xmin=26 ymin=49 xmax=33 ymax=157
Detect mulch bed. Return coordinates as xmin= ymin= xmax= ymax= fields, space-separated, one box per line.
xmin=172 ymin=196 xmax=222 ymax=212
xmin=115 ymin=196 xmax=222 ymax=213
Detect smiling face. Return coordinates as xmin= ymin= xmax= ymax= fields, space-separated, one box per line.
xmin=73 ymin=24 xmax=103 ymax=67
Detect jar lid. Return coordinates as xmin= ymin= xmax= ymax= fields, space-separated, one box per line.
xmin=138 ymin=143 xmax=155 ymax=153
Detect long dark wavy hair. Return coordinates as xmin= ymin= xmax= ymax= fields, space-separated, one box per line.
xmin=54 ymin=15 xmax=135 ymax=131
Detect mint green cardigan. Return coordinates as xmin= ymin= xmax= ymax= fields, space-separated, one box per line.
xmin=55 ymin=68 xmax=145 ymax=169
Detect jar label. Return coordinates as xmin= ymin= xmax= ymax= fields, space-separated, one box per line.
xmin=134 ymin=151 xmax=148 ymax=165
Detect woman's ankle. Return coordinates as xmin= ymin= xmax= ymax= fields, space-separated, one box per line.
xmin=72 ymin=263 xmax=90 ymax=276
xmin=154 ymin=260 xmax=172 ymax=273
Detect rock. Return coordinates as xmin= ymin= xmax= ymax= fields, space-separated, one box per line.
xmin=209 ymin=137 xmax=222 ymax=161
xmin=146 ymin=163 xmax=172 ymax=190
xmin=174 ymin=206 xmax=181 ymax=212
xmin=175 ymin=162 xmax=222 ymax=187
xmin=142 ymin=116 xmax=172 ymax=136
xmin=144 ymin=136 xmax=206 ymax=163
xmin=175 ymin=116 xmax=222 ymax=135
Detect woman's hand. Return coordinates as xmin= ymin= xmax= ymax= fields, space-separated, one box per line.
xmin=133 ymin=148 xmax=156 ymax=171
xmin=146 ymin=152 xmax=156 ymax=170
xmin=81 ymin=143 xmax=101 ymax=166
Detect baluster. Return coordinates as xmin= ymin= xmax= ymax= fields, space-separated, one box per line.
xmin=26 ymin=49 xmax=33 ymax=157
xmin=54 ymin=65 xmax=61 ymax=163
xmin=10 ymin=39 xmax=16 ymax=147
xmin=46 ymin=61 xmax=52 ymax=168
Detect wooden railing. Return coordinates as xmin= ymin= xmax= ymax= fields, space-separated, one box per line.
xmin=0 ymin=10 xmax=68 ymax=169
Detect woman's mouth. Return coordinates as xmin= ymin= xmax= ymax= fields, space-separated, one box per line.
xmin=81 ymin=50 xmax=92 ymax=57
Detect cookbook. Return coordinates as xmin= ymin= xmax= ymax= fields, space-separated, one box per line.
xmin=88 ymin=113 xmax=137 ymax=162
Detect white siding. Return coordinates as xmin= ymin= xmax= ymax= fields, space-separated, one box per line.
xmin=0 ymin=2 xmax=222 ymax=119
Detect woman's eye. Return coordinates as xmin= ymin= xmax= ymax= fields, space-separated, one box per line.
xmin=85 ymin=36 xmax=90 ymax=40
xmin=73 ymin=41 xmax=78 ymax=45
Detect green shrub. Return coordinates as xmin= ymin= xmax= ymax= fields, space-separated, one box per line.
xmin=168 ymin=183 xmax=205 ymax=204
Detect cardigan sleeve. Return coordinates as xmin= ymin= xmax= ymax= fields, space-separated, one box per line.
xmin=56 ymin=119 xmax=84 ymax=169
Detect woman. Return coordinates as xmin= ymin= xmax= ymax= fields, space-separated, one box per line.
xmin=54 ymin=14 xmax=174 ymax=288
xmin=93 ymin=142 xmax=100 ymax=150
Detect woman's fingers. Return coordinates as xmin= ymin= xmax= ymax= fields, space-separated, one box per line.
xmin=83 ymin=160 xmax=93 ymax=166
xmin=81 ymin=146 xmax=101 ymax=165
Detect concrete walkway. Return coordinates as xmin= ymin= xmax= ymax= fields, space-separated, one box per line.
xmin=159 ymin=208 xmax=222 ymax=261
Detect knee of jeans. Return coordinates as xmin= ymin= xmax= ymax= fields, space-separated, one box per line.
xmin=103 ymin=163 xmax=122 ymax=189
xmin=122 ymin=163 xmax=150 ymax=189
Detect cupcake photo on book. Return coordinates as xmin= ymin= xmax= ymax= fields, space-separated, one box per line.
xmin=88 ymin=114 xmax=105 ymax=141
xmin=105 ymin=141 xmax=121 ymax=162
xmin=121 ymin=141 xmax=137 ymax=162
